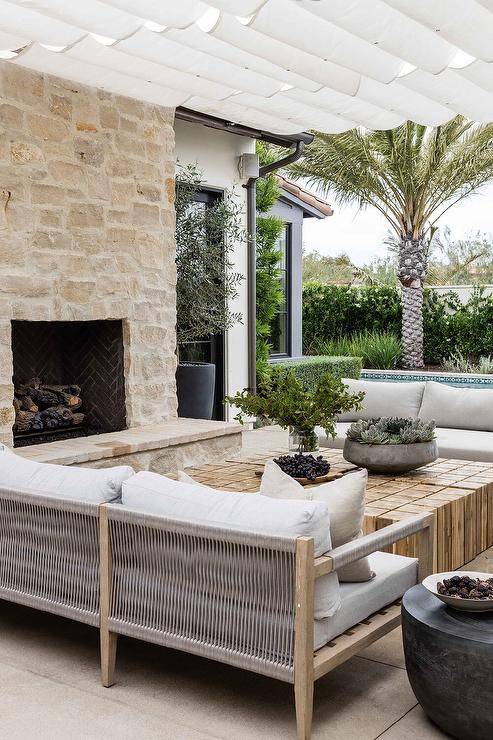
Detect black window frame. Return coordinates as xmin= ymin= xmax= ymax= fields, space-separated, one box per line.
xmin=269 ymin=222 xmax=292 ymax=359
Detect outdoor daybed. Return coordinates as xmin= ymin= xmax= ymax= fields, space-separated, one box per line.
xmin=320 ymin=378 xmax=493 ymax=462
xmin=0 ymin=447 xmax=434 ymax=740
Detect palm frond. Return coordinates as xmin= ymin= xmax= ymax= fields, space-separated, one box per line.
xmin=288 ymin=117 xmax=493 ymax=242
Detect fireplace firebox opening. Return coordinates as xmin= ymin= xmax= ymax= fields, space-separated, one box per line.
xmin=11 ymin=320 xmax=126 ymax=447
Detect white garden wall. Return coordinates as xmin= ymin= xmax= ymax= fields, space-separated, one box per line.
xmin=429 ymin=285 xmax=493 ymax=304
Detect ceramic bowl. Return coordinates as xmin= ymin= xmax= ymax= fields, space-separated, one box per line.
xmin=423 ymin=571 xmax=493 ymax=612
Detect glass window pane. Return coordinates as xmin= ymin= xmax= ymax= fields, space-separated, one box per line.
xmin=271 ymin=313 xmax=287 ymax=355
xmin=269 ymin=224 xmax=290 ymax=356
xmin=276 ymin=230 xmax=287 ymax=269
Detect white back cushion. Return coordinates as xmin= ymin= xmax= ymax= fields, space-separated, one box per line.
xmin=419 ymin=381 xmax=493 ymax=431
xmin=260 ymin=463 xmax=373 ymax=582
xmin=123 ymin=471 xmax=341 ymax=619
xmin=339 ymin=378 xmax=425 ymax=422
xmin=124 ymin=471 xmax=330 ymax=554
xmin=0 ymin=445 xmax=134 ymax=502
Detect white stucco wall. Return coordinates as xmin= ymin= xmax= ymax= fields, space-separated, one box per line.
xmin=429 ymin=285 xmax=493 ymax=304
xmin=174 ymin=118 xmax=255 ymax=421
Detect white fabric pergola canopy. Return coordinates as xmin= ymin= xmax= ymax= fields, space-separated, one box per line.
xmin=2 ymin=0 xmax=493 ymax=135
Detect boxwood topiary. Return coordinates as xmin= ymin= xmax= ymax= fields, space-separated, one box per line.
xmin=274 ymin=355 xmax=362 ymax=391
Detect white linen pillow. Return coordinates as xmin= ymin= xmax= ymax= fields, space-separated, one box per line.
xmin=260 ymin=462 xmax=374 ymax=582
xmin=419 ymin=380 xmax=493 ymax=431
xmin=0 ymin=444 xmax=134 ymax=503
xmin=123 ymin=470 xmax=341 ymax=618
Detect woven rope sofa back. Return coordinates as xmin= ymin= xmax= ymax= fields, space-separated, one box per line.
xmin=0 ymin=487 xmax=100 ymax=625
xmin=106 ymin=507 xmax=298 ymax=681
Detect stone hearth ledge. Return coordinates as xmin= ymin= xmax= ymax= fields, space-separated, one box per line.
xmin=16 ymin=419 xmax=242 ymax=473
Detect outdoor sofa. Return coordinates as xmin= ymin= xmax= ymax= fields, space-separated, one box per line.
xmin=320 ymin=378 xmax=493 ymax=462
xmin=0 ymin=447 xmax=434 ymax=740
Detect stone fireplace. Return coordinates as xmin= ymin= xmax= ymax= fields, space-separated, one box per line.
xmin=0 ymin=63 xmax=177 ymax=446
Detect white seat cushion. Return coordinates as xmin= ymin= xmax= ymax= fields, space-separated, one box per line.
xmin=434 ymin=427 xmax=493 ymax=462
xmin=419 ymin=381 xmax=493 ymax=432
xmin=314 ymin=551 xmax=418 ymax=649
xmin=0 ymin=444 xmax=133 ymax=503
xmin=338 ymin=379 xmax=425 ymax=422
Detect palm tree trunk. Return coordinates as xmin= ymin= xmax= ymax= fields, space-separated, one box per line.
xmin=401 ymin=286 xmax=424 ymax=368
xmin=398 ymin=236 xmax=426 ymax=369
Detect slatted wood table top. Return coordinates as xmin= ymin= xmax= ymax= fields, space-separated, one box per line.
xmin=184 ymin=448 xmax=493 ymax=572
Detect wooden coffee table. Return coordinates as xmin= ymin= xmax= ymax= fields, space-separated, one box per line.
xmin=182 ymin=448 xmax=493 ymax=572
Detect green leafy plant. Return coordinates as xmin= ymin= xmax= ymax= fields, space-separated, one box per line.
xmin=275 ymin=355 xmax=362 ymax=390
xmin=302 ymin=283 xmax=493 ymax=367
xmin=303 ymin=284 xmax=402 ymax=352
xmin=255 ymin=142 xmax=285 ymax=384
xmin=347 ymin=417 xmax=436 ymax=445
xmin=226 ymin=368 xmax=364 ymax=440
xmin=175 ymin=163 xmax=244 ymax=344
xmin=315 ymin=331 xmax=402 ymax=369
xmin=443 ymin=351 xmax=493 ymax=375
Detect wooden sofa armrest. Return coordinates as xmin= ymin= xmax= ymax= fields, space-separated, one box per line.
xmin=313 ymin=512 xmax=435 ymax=581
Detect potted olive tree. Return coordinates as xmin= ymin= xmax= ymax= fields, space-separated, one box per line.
xmin=175 ymin=164 xmax=243 ymax=419
xmin=226 ymin=368 xmax=364 ymax=453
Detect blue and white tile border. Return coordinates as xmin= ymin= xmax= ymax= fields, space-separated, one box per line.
xmin=360 ymin=368 xmax=493 ymax=388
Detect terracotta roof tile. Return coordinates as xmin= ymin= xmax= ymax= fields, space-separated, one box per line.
xmin=276 ymin=174 xmax=333 ymax=217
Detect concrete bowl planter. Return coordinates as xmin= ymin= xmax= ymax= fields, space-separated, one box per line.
xmin=343 ymin=438 xmax=438 ymax=474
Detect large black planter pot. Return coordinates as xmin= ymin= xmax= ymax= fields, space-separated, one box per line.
xmin=176 ymin=362 xmax=216 ymax=420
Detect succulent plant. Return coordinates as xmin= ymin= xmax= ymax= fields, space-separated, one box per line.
xmin=347 ymin=417 xmax=436 ymax=445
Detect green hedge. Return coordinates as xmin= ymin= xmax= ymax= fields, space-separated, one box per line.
xmin=302 ymin=283 xmax=401 ymax=352
xmin=276 ymin=355 xmax=362 ymax=391
xmin=303 ymin=284 xmax=493 ymax=365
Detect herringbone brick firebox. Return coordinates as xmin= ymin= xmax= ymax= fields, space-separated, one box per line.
xmin=12 ymin=320 xmax=126 ymax=447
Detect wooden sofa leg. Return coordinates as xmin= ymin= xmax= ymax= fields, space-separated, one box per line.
xmin=99 ymin=504 xmax=117 ymax=687
xmin=101 ymin=630 xmax=118 ymax=687
xmin=294 ymin=537 xmax=315 ymax=740
xmin=294 ymin=674 xmax=314 ymax=740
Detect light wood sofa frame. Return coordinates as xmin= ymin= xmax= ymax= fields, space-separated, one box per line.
xmin=100 ymin=505 xmax=435 ymax=740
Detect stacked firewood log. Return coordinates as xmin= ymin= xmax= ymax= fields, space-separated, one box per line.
xmin=13 ymin=378 xmax=85 ymax=433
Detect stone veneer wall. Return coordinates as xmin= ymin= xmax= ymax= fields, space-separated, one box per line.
xmin=0 ymin=63 xmax=177 ymax=445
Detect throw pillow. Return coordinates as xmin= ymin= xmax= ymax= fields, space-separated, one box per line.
xmin=260 ymin=462 xmax=374 ymax=582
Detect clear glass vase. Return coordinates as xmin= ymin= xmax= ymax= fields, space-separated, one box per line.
xmin=289 ymin=427 xmax=319 ymax=454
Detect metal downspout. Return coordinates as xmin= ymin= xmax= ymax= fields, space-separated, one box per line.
xmin=246 ymin=140 xmax=306 ymax=393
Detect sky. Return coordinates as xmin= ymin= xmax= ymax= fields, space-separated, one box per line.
xmin=302 ymin=180 xmax=493 ymax=266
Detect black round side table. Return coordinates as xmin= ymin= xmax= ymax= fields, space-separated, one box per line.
xmin=402 ymin=584 xmax=493 ymax=740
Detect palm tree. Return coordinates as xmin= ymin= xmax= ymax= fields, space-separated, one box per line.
xmin=289 ymin=118 xmax=493 ymax=368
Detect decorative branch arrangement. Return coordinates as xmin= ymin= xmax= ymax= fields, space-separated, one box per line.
xmin=226 ymin=368 xmax=363 ymax=441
